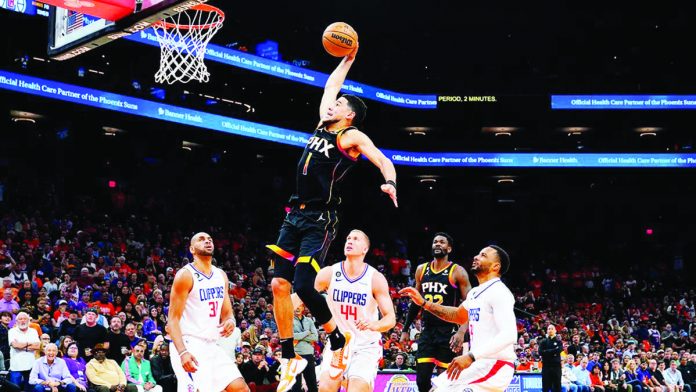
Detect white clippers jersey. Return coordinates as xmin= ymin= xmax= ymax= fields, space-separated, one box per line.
xmin=326 ymin=262 xmax=381 ymax=348
xmin=462 ymin=278 xmax=517 ymax=362
xmin=180 ymin=263 xmax=226 ymax=341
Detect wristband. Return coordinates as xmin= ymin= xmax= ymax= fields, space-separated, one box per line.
xmin=178 ymin=349 xmax=189 ymax=357
xmin=467 ymin=352 xmax=476 ymax=361
xmin=385 ymin=180 xmax=397 ymax=189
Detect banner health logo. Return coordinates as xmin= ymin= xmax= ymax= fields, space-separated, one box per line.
xmin=383 ymin=375 xmax=416 ymax=392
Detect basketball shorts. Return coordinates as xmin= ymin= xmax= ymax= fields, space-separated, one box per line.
xmin=319 ymin=342 xmax=381 ymax=385
xmin=170 ymin=335 xmax=242 ymax=392
xmin=431 ymin=359 xmax=514 ymax=392
xmin=416 ymin=325 xmax=458 ymax=368
xmin=267 ymin=207 xmax=339 ymax=281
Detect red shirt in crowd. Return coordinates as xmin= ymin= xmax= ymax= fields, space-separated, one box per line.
xmin=388 ymin=257 xmax=405 ymax=276
xmin=91 ymin=301 xmax=115 ymax=316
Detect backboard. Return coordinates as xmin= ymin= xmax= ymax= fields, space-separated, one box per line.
xmin=48 ymin=0 xmax=208 ymax=60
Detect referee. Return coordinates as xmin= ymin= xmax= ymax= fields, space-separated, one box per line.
xmin=539 ymin=324 xmax=562 ymax=392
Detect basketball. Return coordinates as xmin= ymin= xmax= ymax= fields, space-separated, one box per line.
xmin=322 ymin=22 xmax=358 ymax=57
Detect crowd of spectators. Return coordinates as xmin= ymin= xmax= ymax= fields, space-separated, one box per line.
xmin=0 ymin=190 xmax=694 ymax=392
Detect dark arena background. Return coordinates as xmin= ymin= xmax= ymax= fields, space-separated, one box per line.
xmin=1 ymin=2 xmax=695 ymax=392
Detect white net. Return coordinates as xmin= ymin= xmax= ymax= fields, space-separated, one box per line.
xmin=152 ymin=5 xmax=224 ymax=84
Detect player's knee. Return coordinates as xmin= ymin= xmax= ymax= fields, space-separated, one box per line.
xmin=271 ymin=277 xmax=291 ymax=295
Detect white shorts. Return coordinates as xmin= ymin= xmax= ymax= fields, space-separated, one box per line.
xmin=431 ymin=359 xmax=514 ymax=392
xmin=170 ymin=335 xmax=243 ymax=392
xmin=319 ymin=343 xmax=382 ymax=385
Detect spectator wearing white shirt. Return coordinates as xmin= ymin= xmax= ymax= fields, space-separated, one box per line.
xmin=8 ymin=312 xmax=41 ymax=389
xmin=664 ymin=360 xmax=686 ymax=392
xmin=572 ymin=357 xmax=592 ymax=392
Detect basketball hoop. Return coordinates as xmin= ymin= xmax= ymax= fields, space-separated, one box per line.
xmin=152 ymin=4 xmax=224 ymax=84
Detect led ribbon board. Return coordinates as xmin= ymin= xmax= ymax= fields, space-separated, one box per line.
xmin=125 ymin=29 xmax=438 ymax=109
xmin=2 ymin=70 xmax=696 ymax=168
xmin=552 ymin=95 xmax=696 ymax=109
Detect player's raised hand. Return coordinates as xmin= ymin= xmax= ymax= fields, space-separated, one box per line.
xmin=218 ymin=318 xmax=235 ymax=337
xmin=446 ymin=353 xmax=473 ymax=380
xmin=381 ymin=183 xmax=398 ymax=207
xmin=181 ymin=351 xmax=199 ymax=373
xmin=398 ymin=287 xmax=424 ymax=306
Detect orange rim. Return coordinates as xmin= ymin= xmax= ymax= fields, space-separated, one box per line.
xmin=153 ymin=4 xmax=224 ymax=30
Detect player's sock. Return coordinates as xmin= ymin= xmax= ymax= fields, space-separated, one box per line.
xmin=416 ymin=362 xmax=437 ymax=392
xmin=280 ymin=338 xmax=296 ymax=359
xmin=327 ymin=327 xmax=346 ymax=350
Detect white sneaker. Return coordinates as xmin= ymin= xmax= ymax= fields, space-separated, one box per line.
xmin=276 ymin=355 xmax=308 ymax=392
xmin=328 ymin=331 xmax=352 ymax=379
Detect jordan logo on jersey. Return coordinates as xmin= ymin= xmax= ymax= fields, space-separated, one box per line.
xmin=421 ymin=281 xmax=448 ymax=294
xmin=469 ymin=308 xmax=480 ymax=321
xmin=306 ymin=136 xmax=334 ymax=158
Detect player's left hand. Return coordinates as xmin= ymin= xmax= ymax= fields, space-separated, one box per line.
xmin=380 ymin=184 xmax=398 ymax=208
xmin=355 ymin=319 xmax=378 ymax=331
xmin=398 ymin=287 xmax=424 ymax=306
xmin=449 ymin=331 xmax=465 ymax=353
xmin=218 ymin=318 xmax=236 ymax=337
xmin=446 ymin=353 xmax=474 ymax=380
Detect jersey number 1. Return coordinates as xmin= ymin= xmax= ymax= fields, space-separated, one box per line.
xmin=340 ymin=305 xmax=357 ymax=320
xmin=209 ymin=301 xmax=219 ymax=317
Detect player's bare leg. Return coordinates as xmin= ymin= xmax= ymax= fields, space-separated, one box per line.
xmin=318 ymin=368 xmax=342 ymax=392
xmin=273 ymin=277 xmax=308 ymax=392
xmin=272 ymin=277 xmax=294 ymax=342
xmin=346 ymin=377 xmax=371 ymax=392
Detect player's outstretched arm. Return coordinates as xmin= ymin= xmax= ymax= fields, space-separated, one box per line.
xmin=167 ymin=268 xmax=198 ymax=372
xmin=340 ymin=129 xmax=398 ymax=207
xmin=356 ymin=272 xmax=396 ymax=332
xmin=399 ymin=287 xmax=468 ymax=325
xmin=318 ymin=46 xmax=358 ymax=122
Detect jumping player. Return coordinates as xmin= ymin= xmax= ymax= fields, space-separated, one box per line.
xmin=168 ymin=232 xmax=249 ymax=392
xmin=401 ymin=232 xmax=471 ymax=392
xmin=267 ymin=46 xmax=398 ymax=392
xmin=400 ymin=246 xmax=517 ymax=392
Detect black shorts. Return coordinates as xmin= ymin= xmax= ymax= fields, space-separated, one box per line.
xmin=266 ymin=207 xmax=339 ymax=282
xmin=416 ymin=325 xmax=457 ymax=368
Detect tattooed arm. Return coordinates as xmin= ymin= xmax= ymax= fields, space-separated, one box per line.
xmin=424 ymin=300 xmax=469 ymax=325
xmin=399 ymin=286 xmax=468 ymax=325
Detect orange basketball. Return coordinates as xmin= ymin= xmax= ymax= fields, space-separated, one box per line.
xmin=322 ymin=22 xmax=358 ymax=57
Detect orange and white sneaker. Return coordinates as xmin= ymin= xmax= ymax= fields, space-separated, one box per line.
xmin=328 ymin=331 xmax=352 ymax=379
xmin=276 ymin=355 xmax=308 ymax=392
